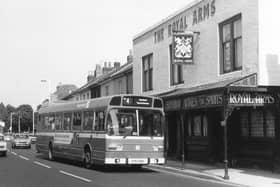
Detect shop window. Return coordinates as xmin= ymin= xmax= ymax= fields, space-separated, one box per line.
xmin=142 ymin=54 xmax=153 ymax=92
xmin=72 ymin=112 xmax=82 ymax=130
xmin=220 ymin=14 xmax=242 ymax=74
xmin=169 ymin=45 xmax=183 ymax=85
xmin=95 ymin=111 xmax=105 ymax=131
xmin=83 ymin=111 xmax=94 ymax=131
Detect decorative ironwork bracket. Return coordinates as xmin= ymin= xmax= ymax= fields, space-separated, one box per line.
xmin=224 ymin=105 xmax=235 ymax=121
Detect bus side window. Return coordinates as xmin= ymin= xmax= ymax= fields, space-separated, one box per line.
xmin=55 ymin=114 xmax=63 ymax=131
xmin=49 ymin=115 xmax=55 ymax=131
xmin=38 ymin=115 xmax=43 ymax=131
xmin=95 ymin=111 xmax=105 ymax=131
xmin=63 ymin=113 xmax=72 ymax=131
xmin=44 ymin=116 xmax=49 ymax=131
xmin=83 ymin=111 xmax=94 ymax=131
xmin=73 ymin=112 xmax=82 ymax=131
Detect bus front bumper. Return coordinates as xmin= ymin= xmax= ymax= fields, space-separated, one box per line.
xmin=105 ymin=157 xmax=165 ymax=165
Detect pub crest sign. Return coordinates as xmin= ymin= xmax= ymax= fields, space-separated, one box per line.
xmin=172 ymin=32 xmax=194 ymax=64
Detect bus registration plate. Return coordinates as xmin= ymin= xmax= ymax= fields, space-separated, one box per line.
xmin=128 ymin=158 xmax=148 ymax=164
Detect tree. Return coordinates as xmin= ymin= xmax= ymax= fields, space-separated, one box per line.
xmin=0 ymin=103 xmax=8 ymax=131
xmin=16 ymin=104 xmax=33 ymax=133
xmin=5 ymin=104 xmax=16 ymax=132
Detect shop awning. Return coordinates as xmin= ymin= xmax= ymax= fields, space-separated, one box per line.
xmin=161 ymin=74 xmax=258 ymax=99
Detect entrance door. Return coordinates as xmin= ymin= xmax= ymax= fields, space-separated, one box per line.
xmin=167 ymin=112 xmax=179 ymax=157
xmin=208 ymin=110 xmax=224 ymax=163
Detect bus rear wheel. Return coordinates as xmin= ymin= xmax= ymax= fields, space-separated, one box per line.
xmin=48 ymin=144 xmax=54 ymax=161
xmin=84 ymin=151 xmax=92 ymax=169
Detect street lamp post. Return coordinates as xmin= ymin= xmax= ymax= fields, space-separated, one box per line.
xmin=18 ymin=114 xmax=21 ymax=134
xmin=32 ymin=106 xmax=35 ymax=135
xmin=10 ymin=112 xmax=15 ymax=133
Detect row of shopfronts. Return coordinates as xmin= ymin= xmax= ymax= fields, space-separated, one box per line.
xmin=162 ymin=75 xmax=280 ymax=170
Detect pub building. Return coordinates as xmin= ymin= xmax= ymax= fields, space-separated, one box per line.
xmin=132 ymin=0 xmax=280 ymax=170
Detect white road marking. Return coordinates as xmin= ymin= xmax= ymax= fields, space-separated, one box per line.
xmin=59 ymin=170 xmax=92 ymax=183
xmin=34 ymin=161 xmax=51 ymax=169
xmin=11 ymin=152 xmax=17 ymax=155
xmin=19 ymin=155 xmax=30 ymax=161
xmin=145 ymin=166 xmax=242 ymax=187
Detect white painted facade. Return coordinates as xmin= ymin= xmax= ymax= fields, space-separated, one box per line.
xmin=133 ymin=0 xmax=280 ymax=95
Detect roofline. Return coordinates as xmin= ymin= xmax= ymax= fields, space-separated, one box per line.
xmin=61 ymin=63 xmax=133 ymax=100
xmin=133 ymin=0 xmax=203 ymax=41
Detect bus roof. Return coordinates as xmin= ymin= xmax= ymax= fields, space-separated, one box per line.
xmin=38 ymin=95 xmax=163 ymax=114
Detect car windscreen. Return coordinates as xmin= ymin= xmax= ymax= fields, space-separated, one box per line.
xmin=15 ymin=135 xmax=29 ymax=139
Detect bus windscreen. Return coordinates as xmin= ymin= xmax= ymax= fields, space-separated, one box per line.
xmin=107 ymin=108 xmax=163 ymax=137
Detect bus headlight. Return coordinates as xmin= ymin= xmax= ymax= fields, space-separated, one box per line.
xmin=108 ymin=144 xmax=123 ymax=151
xmin=153 ymin=145 xmax=163 ymax=152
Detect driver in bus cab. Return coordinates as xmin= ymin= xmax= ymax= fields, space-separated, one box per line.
xmin=107 ymin=111 xmax=119 ymax=136
xmin=120 ymin=117 xmax=133 ymax=136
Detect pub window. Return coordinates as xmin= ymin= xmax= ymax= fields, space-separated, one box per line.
xmin=154 ymin=28 xmax=164 ymax=43
xmin=95 ymin=111 xmax=105 ymax=131
xmin=220 ymin=14 xmax=242 ymax=74
xmin=203 ymin=115 xmax=208 ymax=136
xmin=169 ymin=45 xmax=183 ymax=85
xmin=142 ymin=54 xmax=153 ymax=92
xmin=63 ymin=113 xmax=72 ymax=130
xmin=83 ymin=111 xmax=94 ymax=131
xmin=193 ymin=115 xmax=202 ymax=136
xmin=240 ymin=111 xmax=249 ymax=137
xmin=72 ymin=112 xmax=82 ymax=130
xmin=187 ymin=114 xmax=208 ymax=137
xmin=265 ymin=110 xmax=275 ymax=137
xmin=251 ymin=110 xmax=264 ymax=137
xmin=240 ymin=109 xmax=275 ymax=138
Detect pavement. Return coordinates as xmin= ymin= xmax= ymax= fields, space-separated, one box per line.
xmin=147 ymin=159 xmax=280 ymax=187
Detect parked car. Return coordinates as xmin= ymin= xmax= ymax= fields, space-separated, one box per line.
xmin=4 ymin=134 xmax=13 ymax=141
xmin=0 ymin=134 xmax=7 ymax=156
xmin=29 ymin=135 xmax=37 ymax=143
xmin=11 ymin=134 xmax=31 ymax=149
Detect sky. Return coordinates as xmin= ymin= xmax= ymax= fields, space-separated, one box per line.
xmin=0 ymin=0 xmax=193 ymax=108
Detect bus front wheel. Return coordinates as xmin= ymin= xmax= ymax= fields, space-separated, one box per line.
xmin=84 ymin=151 xmax=92 ymax=169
